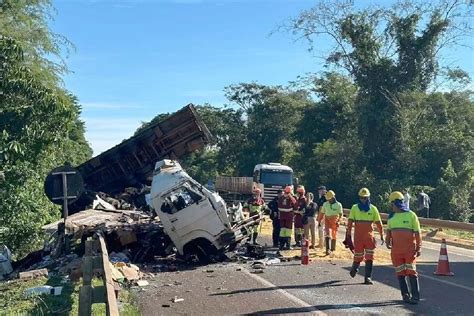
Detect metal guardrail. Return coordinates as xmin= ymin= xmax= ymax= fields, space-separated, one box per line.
xmin=79 ymin=234 xmax=119 ymax=316
xmin=342 ymin=209 xmax=474 ymax=232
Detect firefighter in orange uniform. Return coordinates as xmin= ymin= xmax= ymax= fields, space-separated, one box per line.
xmin=294 ymin=186 xmax=307 ymax=247
xmin=386 ymin=191 xmax=421 ymax=304
xmin=278 ymin=186 xmax=298 ymax=250
xmin=346 ymin=188 xmax=384 ymax=284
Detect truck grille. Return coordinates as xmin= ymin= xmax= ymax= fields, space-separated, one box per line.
xmin=263 ymin=186 xmax=283 ymax=201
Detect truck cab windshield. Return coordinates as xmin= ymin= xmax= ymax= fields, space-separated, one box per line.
xmin=260 ymin=171 xmax=293 ymax=185
xmin=160 ymin=187 xmax=203 ymax=214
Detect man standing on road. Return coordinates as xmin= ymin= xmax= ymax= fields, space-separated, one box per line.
xmin=347 ymin=188 xmax=384 ymax=285
xmin=316 ymin=185 xmax=327 ymax=248
xmin=268 ymin=190 xmax=283 ymax=248
xmin=303 ymin=192 xmax=318 ymax=249
xmin=278 ymin=186 xmax=298 ymax=250
xmin=417 ymin=190 xmax=431 ymax=218
xmin=386 ymin=191 xmax=422 ymax=304
xmin=294 ymin=186 xmax=307 ymax=247
xmin=319 ymin=190 xmax=343 ymax=255
xmin=245 ymin=188 xmax=265 ymax=245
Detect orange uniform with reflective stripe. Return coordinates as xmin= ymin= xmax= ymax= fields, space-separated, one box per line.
xmin=386 ymin=210 xmax=422 ymax=276
xmin=347 ymin=204 xmax=383 ymax=262
xmin=319 ymin=201 xmax=343 ymax=239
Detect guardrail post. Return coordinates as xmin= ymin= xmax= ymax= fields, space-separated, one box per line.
xmin=79 ymin=236 xmax=119 ymax=316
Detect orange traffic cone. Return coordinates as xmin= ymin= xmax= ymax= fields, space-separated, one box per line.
xmin=433 ymin=238 xmax=454 ymax=276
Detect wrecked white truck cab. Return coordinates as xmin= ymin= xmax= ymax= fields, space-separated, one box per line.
xmin=150 ymin=160 xmax=259 ymax=262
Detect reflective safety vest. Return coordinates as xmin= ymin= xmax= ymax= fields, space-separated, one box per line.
xmin=387 ymin=211 xmax=421 ymax=254
xmin=348 ymin=204 xmax=382 ymax=238
xmin=322 ymin=201 xmax=343 ymax=217
xmin=246 ymin=198 xmax=265 ymax=215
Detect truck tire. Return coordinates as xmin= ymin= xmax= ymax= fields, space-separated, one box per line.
xmin=184 ymin=239 xmax=218 ymax=265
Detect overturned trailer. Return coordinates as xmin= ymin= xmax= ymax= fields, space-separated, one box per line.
xmin=77 ymin=104 xmax=212 ymax=194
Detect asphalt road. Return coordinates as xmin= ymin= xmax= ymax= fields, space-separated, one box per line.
xmin=136 ymin=235 xmax=474 ymax=315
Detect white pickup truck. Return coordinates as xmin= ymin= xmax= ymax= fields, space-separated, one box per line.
xmin=149 ymin=160 xmax=260 ymax=262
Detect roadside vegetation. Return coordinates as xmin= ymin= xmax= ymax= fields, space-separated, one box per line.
xmin=0 ymin=276 xmax=138 ymax=315
xmin=155 ymin=1 xmax=473 ymax=224
xmin=1 ymin=0 xmax=473 ymax=262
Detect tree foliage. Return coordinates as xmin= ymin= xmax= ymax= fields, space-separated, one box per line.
xmin=0 ymin=2 xmax=91 ymax=257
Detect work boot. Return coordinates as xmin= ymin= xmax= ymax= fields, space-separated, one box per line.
xmin=408 ymin=275 xmax=420 ymax=304
xmin=331 ymin=239 xmax=336 ymax=251
xmin=285 ymin=237 xmax=293 ymax=250
xmin=325 ymin=237 xmax=331 ymax=255
xmin=349 ymin=261 xmax=360 ymax=278
xmin=364 ymin=260 xmax=374 ymax=285
xmin=398 ymin=276 xmax=411 ymax=303
xmin=279 ymin=237 xmax=285 ymax=250
xmin=294 ymin=234 xmax=301 ymax=247
xmin=252 ymin=232 xmax=258 ymax=245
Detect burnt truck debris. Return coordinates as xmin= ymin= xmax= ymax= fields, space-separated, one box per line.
xmin=149 ymin=160 xmax=260 ymax=262
xmin=40 ymin=104 xmax=260 ymax=264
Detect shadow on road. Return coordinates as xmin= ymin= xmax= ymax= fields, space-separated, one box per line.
xmin=210 ymin=279 xmax=354 ymax=296
xmin=340 ymin=260 xmax=474 ymax=315
xmin=245 ymin=300 xmax=403 ymax=315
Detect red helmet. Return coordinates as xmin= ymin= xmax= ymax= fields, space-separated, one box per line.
xmin=284 ymin=186 xmax=292 ymax=194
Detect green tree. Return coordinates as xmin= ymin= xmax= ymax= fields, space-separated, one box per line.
xmin=0 ymin=0 xmax=91 ymax=256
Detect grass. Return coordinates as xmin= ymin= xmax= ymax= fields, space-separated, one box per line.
xmin=0 ymin=276 xmax=79 ymax=315
xmin=435 ymin=227 xmax=474 ymax=240
xmin=0 ymin=276 xmax=139 ymax=315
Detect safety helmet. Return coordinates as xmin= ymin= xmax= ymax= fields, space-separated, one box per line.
xmin=325 ymin=190 xmax=336 ymax=200
xmin=284 ymin=186 xmax=292 ymax=194
xmin=253 ymin=188 xmax=261 ymax=194
xmin=358 ymin=187 xmax=370 ymax=197
xmin=389 ymin=191 xmax=404 ymax=203
xmin=297 ymin=186 xmax=305 ymax=194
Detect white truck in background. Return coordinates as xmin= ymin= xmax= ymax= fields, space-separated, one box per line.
xmin=253 ymin=163 xmax=294 ymax=201
xmin=215 ymin=163 xmax=295 ymax=204
xmin=149 ymin=160 xmax=259 ymax=262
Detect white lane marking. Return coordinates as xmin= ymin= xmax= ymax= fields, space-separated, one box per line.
xmin=420 ymin=274 xmax=474 ymax=292
xmin=438 ymin=255 xmax=448 ymax=260
xmin=242 ymin=268 xmax=326 ymax=315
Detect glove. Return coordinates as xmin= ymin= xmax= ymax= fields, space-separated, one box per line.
xmin=415 ymin=249 xmax=421 ymax=257
xmin=386 ymin=242 xmax=392 ymax=249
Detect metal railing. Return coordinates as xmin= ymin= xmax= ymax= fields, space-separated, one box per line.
xmin=79 ymin=234 xmax=119 ymax=316
xmin=342 ymin=209 xmax=474 ymax=232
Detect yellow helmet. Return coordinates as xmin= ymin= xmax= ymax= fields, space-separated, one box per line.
xmin=325 ymin=190 xmax=336 ymax=200
xmin=358 ymin=187 xmax=370 ymax=197
xmin=389 ymin=191 xmax=404 ymax=203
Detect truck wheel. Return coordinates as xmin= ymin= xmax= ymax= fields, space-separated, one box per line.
xmin=184 ymin=239 xmax=217 ymax=265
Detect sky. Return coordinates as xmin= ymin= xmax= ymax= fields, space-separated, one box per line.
xmin=51 ymin=0 xmax=474 ymax=156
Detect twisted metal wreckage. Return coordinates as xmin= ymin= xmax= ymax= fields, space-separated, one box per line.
xmin=42 ymin=104 xmax=261 ymax=264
